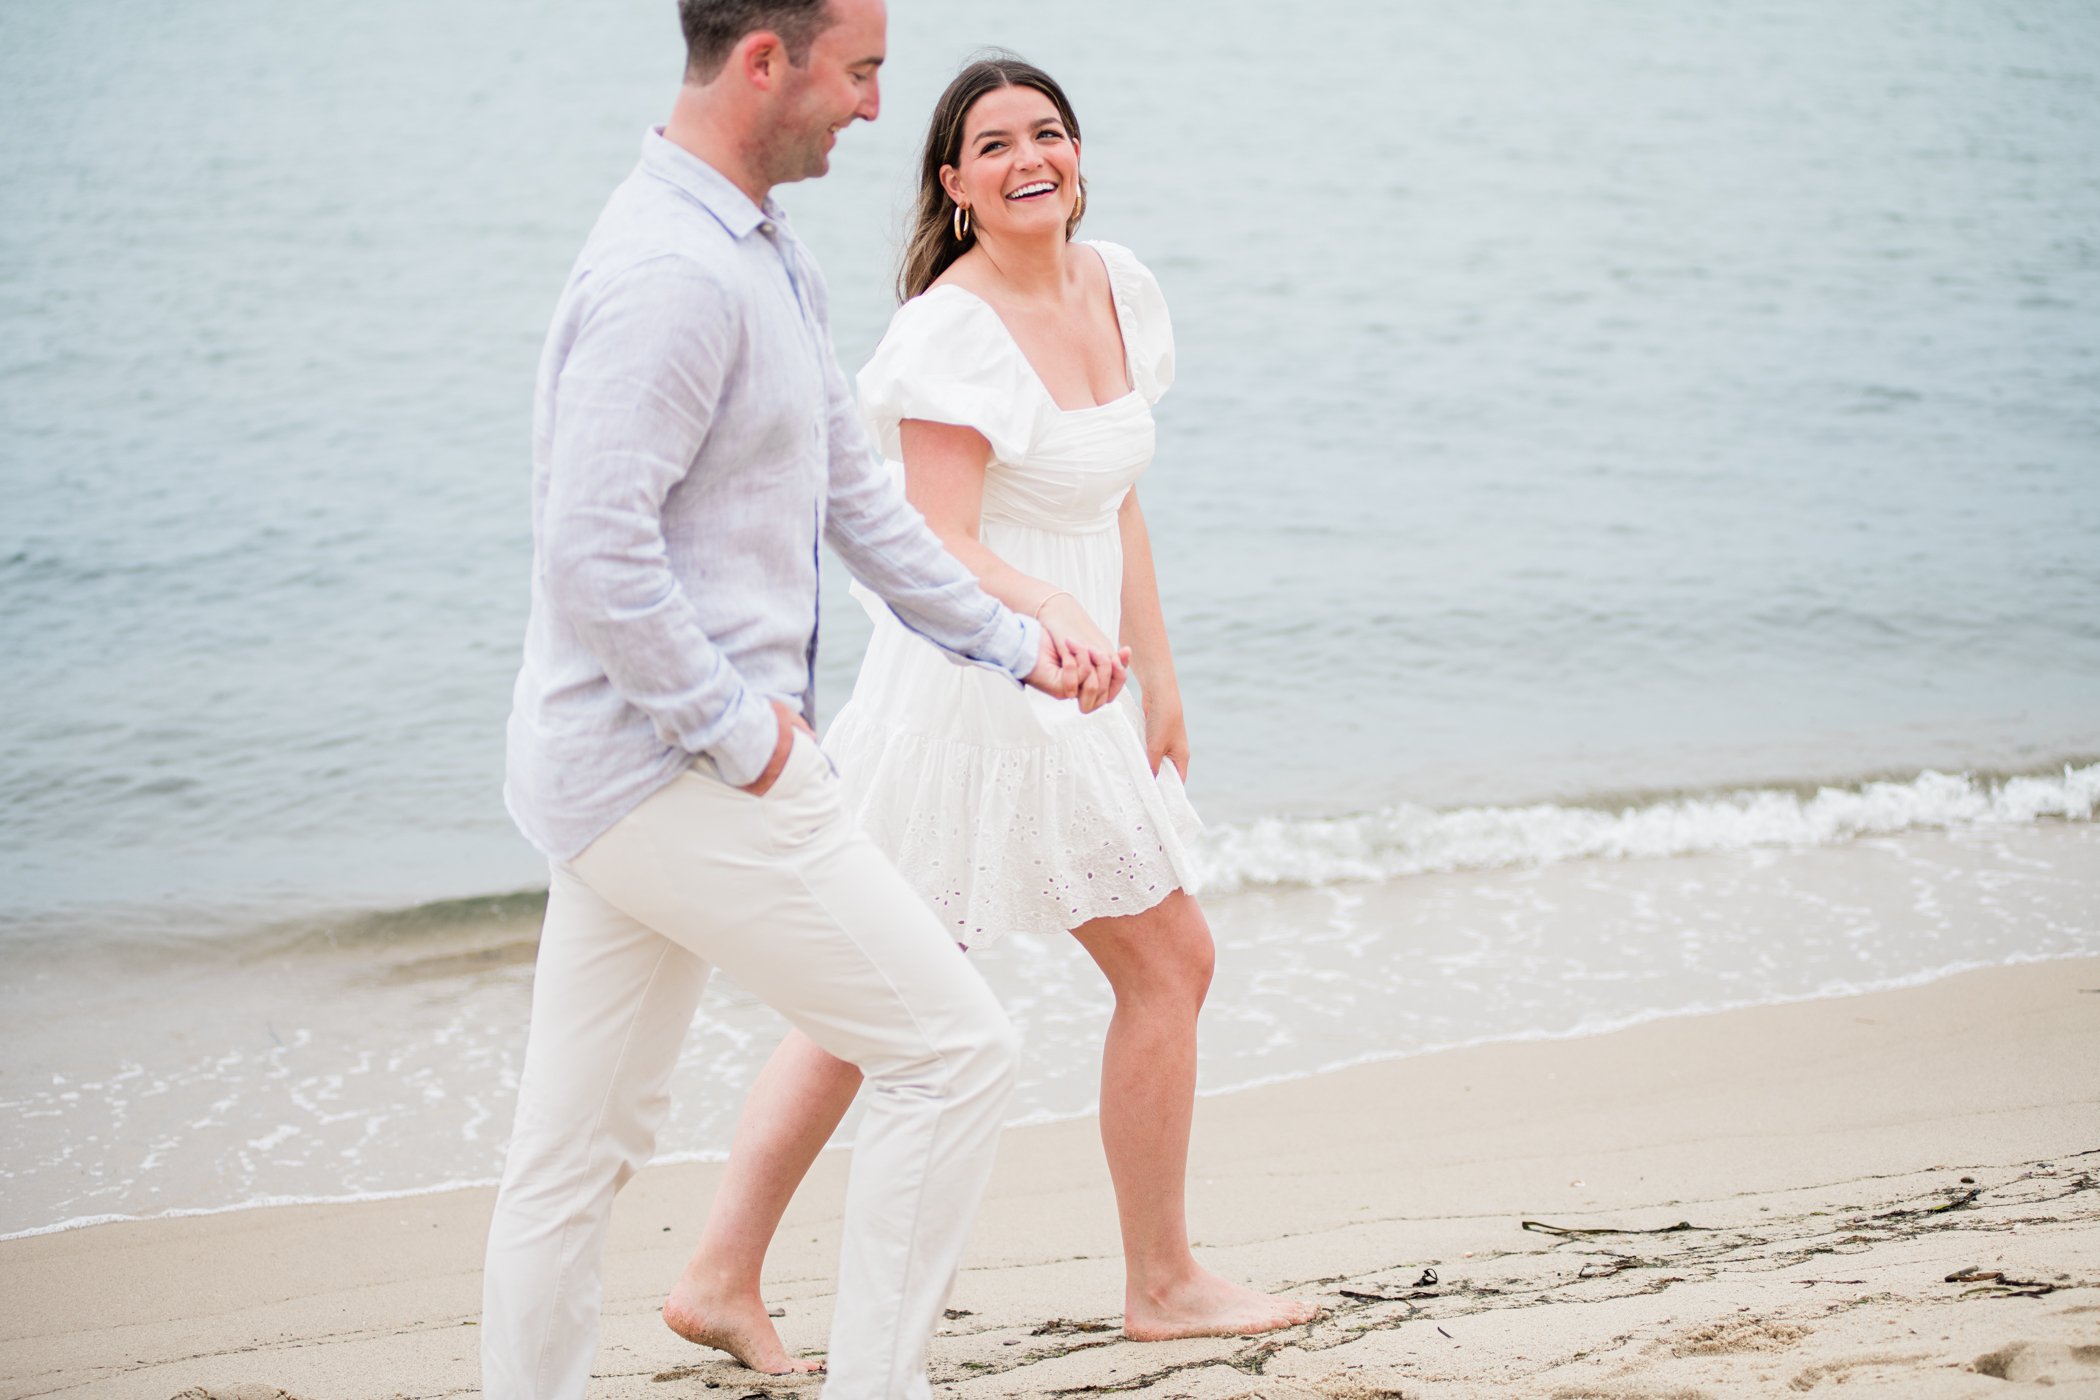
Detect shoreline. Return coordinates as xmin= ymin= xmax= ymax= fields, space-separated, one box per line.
xmin=5 ymin=955 xmax=2096 ymax=1397
xmin=0 ymin=946 xmax=2077 ymax=1247
xmin=5 ymin=783 xmax=2092 ymax=1243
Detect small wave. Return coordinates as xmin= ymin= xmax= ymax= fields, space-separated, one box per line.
xmin=0 ymin=886 xmax=552 ymax=977
xmin=276 ymin=888 xmax=550 ymax=948
xmin=12 ymin=765 xmax=2093 ymax=966
xmin=1192 ymin=761 xmax=2100 ymax=894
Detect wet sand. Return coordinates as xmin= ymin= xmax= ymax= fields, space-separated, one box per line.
xmin=3 ymin=956 xmax=2095 ymax=1398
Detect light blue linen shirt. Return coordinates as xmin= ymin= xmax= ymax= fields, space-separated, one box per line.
xmin=505 ymin=130 xmax=1041 ymax=861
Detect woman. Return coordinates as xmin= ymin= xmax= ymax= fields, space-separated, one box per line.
xmin=662 ymin=55 xmax=1317 ymax=1373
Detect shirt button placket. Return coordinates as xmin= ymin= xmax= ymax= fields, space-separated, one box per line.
xmin=806 ymin=413 xmax=824 ymax=726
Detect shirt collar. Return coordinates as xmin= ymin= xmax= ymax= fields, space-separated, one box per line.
xmin=640 ymin=127 xmax=786 ymax=239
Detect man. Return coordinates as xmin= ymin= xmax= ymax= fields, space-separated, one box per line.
xmin=483 ymin=2 xmax=1119 ymax=1396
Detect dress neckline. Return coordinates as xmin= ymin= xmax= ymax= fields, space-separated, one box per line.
xmin=924 ymin=242 xmax=1139 ymax=415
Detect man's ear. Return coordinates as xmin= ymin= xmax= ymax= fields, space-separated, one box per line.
xmin=736 ymin=31 xmax=787 ymax=91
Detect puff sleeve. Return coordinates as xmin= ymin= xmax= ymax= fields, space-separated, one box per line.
xmin=1088 ymin=240 xmax=1175 ymax=404
xmin=856 ymin=288 xmax=1055 ymax=465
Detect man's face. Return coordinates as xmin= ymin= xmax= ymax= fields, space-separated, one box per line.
xmin=766 ymin=0 xmax=885 ymax=185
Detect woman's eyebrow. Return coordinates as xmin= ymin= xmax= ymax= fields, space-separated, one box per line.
xmin=970 ymin=119 xmax=1061 ymax=145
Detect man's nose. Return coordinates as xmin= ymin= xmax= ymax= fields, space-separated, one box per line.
xmin=858 ymin=75 xmax=881 ymax=123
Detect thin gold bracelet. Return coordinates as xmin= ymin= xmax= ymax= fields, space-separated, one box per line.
xmin=1033 ymin=590 xmax=1073 ymax=619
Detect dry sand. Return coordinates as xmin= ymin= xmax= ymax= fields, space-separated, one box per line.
xmin=4 ymin=956 xmax=2096 ymax=1399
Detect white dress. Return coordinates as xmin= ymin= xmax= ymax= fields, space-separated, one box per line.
xmin=830 ymin=240 xmax=1203 ymax=947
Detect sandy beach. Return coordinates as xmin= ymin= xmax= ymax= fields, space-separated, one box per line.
xmin=4 ymin=955 xmax=2095 ymax=1399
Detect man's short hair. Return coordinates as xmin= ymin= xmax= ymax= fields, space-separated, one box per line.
xmin=680 ymin=0 xmax=832 ymax=81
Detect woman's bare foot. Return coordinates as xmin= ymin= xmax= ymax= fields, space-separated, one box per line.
xmin=661 ymin=1281 xmax=822 ymax=1375
xmin=1124 ymin=1267 xmax=1321 ymax=1341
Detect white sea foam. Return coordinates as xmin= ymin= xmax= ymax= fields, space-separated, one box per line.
xmin=1192 ymin=762 xmax=2100 ymax=894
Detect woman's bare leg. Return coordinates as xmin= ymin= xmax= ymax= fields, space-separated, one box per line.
xmin=1071 ymin=889 xmax=1319 ymax=1339
xmin=672 ymin=887 xmax=1312 ymax=1359
xmin=662 ymin=1028 xmax=861 ymax=1373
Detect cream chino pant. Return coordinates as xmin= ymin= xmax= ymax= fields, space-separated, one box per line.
xmin=482 ymin=732 xmax=1019 ymax=1400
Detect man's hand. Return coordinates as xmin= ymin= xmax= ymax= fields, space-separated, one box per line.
xmin=740 ymin=699 xmax=816 ymax=796
xmin=1024 ymin=628 xmax=1081 ymax=701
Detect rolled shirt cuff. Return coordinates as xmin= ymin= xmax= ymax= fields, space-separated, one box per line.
xmin=930 ymin=606 xmax=1041 ymax=684
xmin=1001 ymin=612 xmax=1044 ymax=683
xmin=704 ymin=690 xmax=782 ymax=789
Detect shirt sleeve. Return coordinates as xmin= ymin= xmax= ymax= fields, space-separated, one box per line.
xmin=539 ymin=254 xmax=780 ymax=787
xmin=805 ymin=272 xmax=1041 ymax=682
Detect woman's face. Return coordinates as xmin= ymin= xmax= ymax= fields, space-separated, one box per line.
xmin=942 ymin=84 xmax=1079 ymax=242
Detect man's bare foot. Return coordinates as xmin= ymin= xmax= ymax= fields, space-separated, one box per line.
xmin=662 ymin=1282 xmax=822 ymax=1375
xmin=1124 ymin=1267 xmax=1320 ymax=1342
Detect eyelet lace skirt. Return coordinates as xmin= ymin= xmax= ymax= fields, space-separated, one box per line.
xmin=831 ymin=517 xmax=1202 ymax=947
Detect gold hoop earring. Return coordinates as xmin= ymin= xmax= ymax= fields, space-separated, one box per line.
xmin=1071 ymin=186 xmax=1085 ymax=222
xmin=952 ymin=203 xmax=971 ymax=241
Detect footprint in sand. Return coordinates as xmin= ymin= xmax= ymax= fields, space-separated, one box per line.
xmin=1660 ymin=1315 xmax=1813 ymax=1357
xmin=1970 ymin=1339 xmax=2100 ymax=1384
xmin=1787 ymin=1351 xmax=1935 ymax=1391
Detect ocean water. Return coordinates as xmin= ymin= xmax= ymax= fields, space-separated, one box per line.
xmin=3 ymin=0 xmax=2098 ymax=1235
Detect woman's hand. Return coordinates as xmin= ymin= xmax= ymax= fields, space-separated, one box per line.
xmin=1142 ymin=690 xmax=1190 ymax=780
xmin=1037 ymin=594 xmax=1129 ymax=713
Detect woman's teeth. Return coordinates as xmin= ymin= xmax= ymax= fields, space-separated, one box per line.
xmin=1007 ymin=182 xmax=1056 ymax=200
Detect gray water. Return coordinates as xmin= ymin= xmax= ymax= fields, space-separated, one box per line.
xmin=4 ymin=0 xmax=2097 ymax=926
xmin=2 ymin=1 xmax=2098 ymax=1234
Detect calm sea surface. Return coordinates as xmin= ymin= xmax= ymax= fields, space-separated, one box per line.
xmin=1 ymin=1 xmax=2097 ymax=1233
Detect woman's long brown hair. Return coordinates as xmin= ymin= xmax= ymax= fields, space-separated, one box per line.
xmin=897 ymin=53 xmax=1087 ymax=302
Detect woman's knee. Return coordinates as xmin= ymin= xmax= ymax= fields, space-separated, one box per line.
xmin=1168 ymin=926 xmax=1216 ymax=1011
xmin=788 ymin=1028 xmax=867 ymax=1091
xmin=1178 ymin=902 xmax=1217 ymax=997
xmin=1095 ymin=894 xmax=1214 ymax=1012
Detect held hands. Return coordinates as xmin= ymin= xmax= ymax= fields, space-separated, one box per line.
xmin=1024 ymin=629 xmax=1125 ymax=713
xmin=741 ymin=699 xmax=816 ymax=796
xmin=1019 ymin=595 xmax=1187 ymax=771
xmin=1027 ymin=595 xmax=1129 ymax=715
xmin=1038 ymin=595 xmax=1130 ymax=715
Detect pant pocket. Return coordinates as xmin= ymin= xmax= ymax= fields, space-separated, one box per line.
xmin=764 ymin=731 xmax=843 ymax=847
